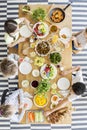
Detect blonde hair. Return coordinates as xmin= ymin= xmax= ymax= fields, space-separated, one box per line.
xmin=0 ymin=58 xmax=17 ymax=78
xmin=0 ymin=105 xmax=12 ymax=117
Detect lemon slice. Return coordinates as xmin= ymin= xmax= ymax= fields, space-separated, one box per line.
xmin=52 ymin=35 xmax=58 ymax=44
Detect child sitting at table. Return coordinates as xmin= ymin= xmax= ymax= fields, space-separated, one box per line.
xmin=72 ymin=28 xmax=87 ymax=54
xmin=0 ymin=53 xmax=19 ymax=79
xmin=0 ymin=88 xmax=30 ymax=122
xmin=4 ymin=17 xmax=32 ymax=47
xmin=44 ymin=66 xmax=86 ymax=117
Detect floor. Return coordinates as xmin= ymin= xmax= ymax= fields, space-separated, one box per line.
xmin=0 ymin=0 xmax=87 ymax=130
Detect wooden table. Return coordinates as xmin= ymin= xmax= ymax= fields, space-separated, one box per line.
xmin=18 ymin=4 xmax=72 ymax=124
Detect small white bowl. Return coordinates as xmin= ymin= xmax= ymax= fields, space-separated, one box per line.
xmin=51 ymin=94 xmax=59 ymax=104
xmin=22 ymin=80 xmax=29 ymax=88
xmin=32 ymin=69 xmax=39 ymax=77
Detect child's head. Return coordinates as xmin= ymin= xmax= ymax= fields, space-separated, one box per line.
xmin=4 ymin=20 xmax=17 ymax=34
xmin=0 ymin=58 xmax=17 ymax=78
xmin=72 ymin=82 xmax=86 ymax=95
xmin=0 ymin=105 xmax=13 ymax=118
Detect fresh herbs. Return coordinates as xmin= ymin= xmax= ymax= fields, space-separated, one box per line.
xmin=32 ymin=8 xmax=46 ymax=21
xmin=36 ymin=79 xmax=51 ymax=94
xmin=50 ymin=52 xmax=62 ymax=64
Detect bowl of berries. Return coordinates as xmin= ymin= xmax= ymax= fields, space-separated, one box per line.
xmin=33 ymin=22 xmax=49 ymax=38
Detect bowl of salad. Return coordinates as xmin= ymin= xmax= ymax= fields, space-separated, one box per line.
xmin=33 ymin=22 xmax=49 ymax=38
xmin=50 ymin=51 xmax=62 ymax=64
xmin=40 ymin=64 xmax=57 ymax=80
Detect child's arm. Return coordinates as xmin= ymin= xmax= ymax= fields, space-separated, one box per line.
xmin=72 ymin=31 xmax=82 ymax=37
xmin=44 ymin=98 xmax=69 ymax=117
xmin=11 ymin=108 xmax=25 ymax=122
xmin=8 ymin=37 xmax=25 ymax=47
xmin=72 ymin=36 xmax=82 ymax=49
xmin=60 ymin=66 xmax=80 ymax=76
xmin=8 ymin=89 xmax=24 ymax=106
xmin=8 ymin=53 xmax=19 ymax=61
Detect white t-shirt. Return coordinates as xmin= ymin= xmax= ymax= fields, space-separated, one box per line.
xmin=4 ymin=18 xmax=21 ymax=45
xmin=5 ymin=89 xmax=25 ymax=122
xmin=8 ymin=53 xmax=19 ymax=79
xmin=68 ymin=69 xmax=83 ymax=102
xmin=4 ymin=18 xmax=31 ymax=45
xmin=75 ymin=31 xmax=87 ymax=50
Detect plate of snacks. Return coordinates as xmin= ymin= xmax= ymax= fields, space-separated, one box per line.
xmin=26 ymin=110 xmax=44 ymax=123
xmin=33 ymin=22 xmax=49 ymax=38
xmin=49 ymin=8 xmax=65 ymax=23
xmin=49 ymin=3 xmax=71 ymax=23
xmin=40 ymin=64 xmax=57 ymax=79
xmin=35 ymin=41 xmax=50 ymax=56
xmin=59 ymin=27 xmax=72 ymax=44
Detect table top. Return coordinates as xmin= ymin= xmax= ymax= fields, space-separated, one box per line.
xmin=18 ymin=4 xmax=72 ymax=124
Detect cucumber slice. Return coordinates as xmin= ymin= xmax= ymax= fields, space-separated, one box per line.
xmin=39 ymin=111 xmax=44 ymax=122
xmin=35 ymin=112 xmax=39 ymax=122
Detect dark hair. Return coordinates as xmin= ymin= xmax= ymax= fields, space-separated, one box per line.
xmin=0 ymin=58 xmax=17 ymax=78
xmin=4 ymin=20 xmax=17 ymax=40
xmin=1 ymin=89 xmax=9 ymax=105
xmin=85 ymin=28 xmax=87 ymax=33
xmin=72 ymin=82 xmax=86 ymax=95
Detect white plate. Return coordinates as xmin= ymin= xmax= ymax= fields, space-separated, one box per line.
xmin=19 ymin=61 xmax=32 ymax=75
xmin=59 ymin=27 xmax=72 ymax=44
xmin=40 ymin=64 xmax=57 ymax=79
xmin=20 ymin=25 xmax=32 ymax=38
xmin=33 ymin=22 xmax=49 ymax=39
xmin=57 ymin=77 xmax=70 ymax=90
xmin=24 ymin=98 xmax=33 ymax=110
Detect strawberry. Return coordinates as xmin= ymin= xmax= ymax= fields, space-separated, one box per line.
xmin=45 ymin=67 xmax=50 ymax=73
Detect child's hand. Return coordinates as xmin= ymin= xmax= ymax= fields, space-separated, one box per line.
xmin=72 ymin=36 xmax=76 ymax=41
xmin=19 ymin=103 xmax=24 ymax=108
xmin=59 ymin=71 xmax=68 ymax=76
xmin=78 ymin=44 xmax=82 ymax=48
xmin=22 ymin=103 xmax=28 ymax=111
xmin=19 ymin=37 xmax=25 ymax=42
xmin=44 ymin=110 xmax=51 ymax=117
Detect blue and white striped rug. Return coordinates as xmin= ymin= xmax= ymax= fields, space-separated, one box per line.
xmin=0 ymin=0 xmax=87 ymax=130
